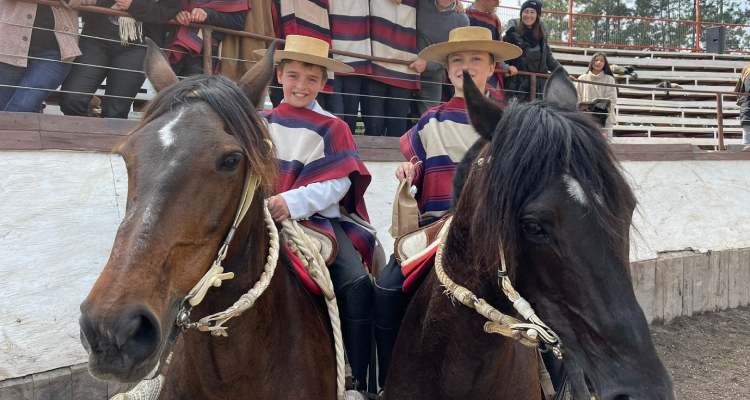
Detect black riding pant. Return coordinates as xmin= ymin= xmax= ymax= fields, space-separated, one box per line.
xmin=329 ymin=220 xmax=374 ymax=391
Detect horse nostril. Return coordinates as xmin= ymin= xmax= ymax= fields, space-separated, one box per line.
xmin=113 ymin=307 xmax=161 ymax=362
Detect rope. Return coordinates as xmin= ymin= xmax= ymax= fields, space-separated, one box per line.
xmin=281 ymin=219 xmax=346 ymax=400
xmin=193 ymin=202 xmax=280 ymax=335
xmin=109 ymin=203 xmax=279 ymax=400
xmin=432 ymin=217 xmax=560 ymax=351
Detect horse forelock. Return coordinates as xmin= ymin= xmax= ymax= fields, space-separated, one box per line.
xmin=464 ymin=100 xmax=636 ymax=274
xmin=138 ymin=74 xmax=276 ymax=192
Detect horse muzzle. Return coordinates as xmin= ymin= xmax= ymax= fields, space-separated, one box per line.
xmin=79 ymin=304 xmax=162 ymax=382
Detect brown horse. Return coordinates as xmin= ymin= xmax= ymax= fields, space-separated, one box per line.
xmin=383 ymin=69 xmax=674 ymax=400
xmin=78 ymin=41 xmax=336 ymax=399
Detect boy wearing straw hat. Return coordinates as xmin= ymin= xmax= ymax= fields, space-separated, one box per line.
xmin=373 ymin=26 xmax=520 ymax=394
xmin=258 ymin=35 xmax=380 ymax=399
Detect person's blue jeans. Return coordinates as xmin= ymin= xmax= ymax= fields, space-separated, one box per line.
xmin=0 ymin=47 xmax=71 ymax=112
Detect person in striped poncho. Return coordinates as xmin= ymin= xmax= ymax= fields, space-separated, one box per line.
xmin=465 ymin=0 xmax=510 ymax=95
xmin=373 ymin=26 xmax=521 ymax=395
xmin=259 ymin=35 xmax=380 ymax=399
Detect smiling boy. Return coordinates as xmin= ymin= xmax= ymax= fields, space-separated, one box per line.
xmin=259 ymin=35 xmax=380 ymax=398
xmin=374 ymin=26 xmax=521 ymax=394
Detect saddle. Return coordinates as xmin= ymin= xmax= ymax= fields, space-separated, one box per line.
xmin=394 ymin=216 xmax=452 ymax=293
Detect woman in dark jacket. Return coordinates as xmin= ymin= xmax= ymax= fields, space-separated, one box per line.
xmin=736 ymin=64 xmax=750 ymax=146
xmin=502 ymin=0 xmax=563 ymax=101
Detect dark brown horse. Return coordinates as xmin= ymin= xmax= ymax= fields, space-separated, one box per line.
xmin=383 ymin=70 xmax=674 ymax=400
xmin=78 ymin=41 xmax=336 ymax=398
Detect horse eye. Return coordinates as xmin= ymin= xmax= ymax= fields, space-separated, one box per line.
xmin=521 ymin=221 xmax=545 ymax=238
xmin=219 ymin=153 xmax=243 ymax=171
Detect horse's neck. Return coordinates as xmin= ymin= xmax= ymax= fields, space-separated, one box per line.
xmin=163 ymin=205 xmax=333 ymax=398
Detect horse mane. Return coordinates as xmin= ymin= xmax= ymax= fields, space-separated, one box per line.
xmin=464 ymin=100 xmax=636 ymax=270
xmin=138 ymin=74 xmax=276 ymax=191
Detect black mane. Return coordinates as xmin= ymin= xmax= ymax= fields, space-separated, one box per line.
xmin=463 ymin=99 xmax=636 ymax=268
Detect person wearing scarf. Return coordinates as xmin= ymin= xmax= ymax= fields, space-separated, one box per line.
xmin=259 ymin=35 xmax=381 ymax=399
xmin=168 ymin=0 xmax=250 ymax=75
xmin=503 ymin=0 xmax=564 ymax=102
xmin=59 ymin=0 xmax=180 ymax=118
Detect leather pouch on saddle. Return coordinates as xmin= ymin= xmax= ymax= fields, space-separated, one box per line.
xmin=395 ymin=216 xmax=451 ymax=292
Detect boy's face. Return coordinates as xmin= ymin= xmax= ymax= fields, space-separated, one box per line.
xmin=276 ymin=60 xmax=326 ymax=108
xmin=446 ymin=51 xmax=495 ymax=96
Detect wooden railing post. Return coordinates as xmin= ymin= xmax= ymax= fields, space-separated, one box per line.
xmin=567 ymin=0 xmax=574 ymax=47
xmin=202 ymin=27 xmax=213 ymax=75
xmin=716 ymin=93 xmax=725 ymax=150
xmin=694 ymin=0 xmax=702 ymax=52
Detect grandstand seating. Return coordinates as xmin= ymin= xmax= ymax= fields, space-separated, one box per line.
xmin=552 ymin=45 xmax=750 ymax=145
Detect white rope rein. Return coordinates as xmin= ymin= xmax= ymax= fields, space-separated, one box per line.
xmin=433 ymin=217 xmax=562 ymax=355
xmin=281 ymin=220 xmax=346 ymax=400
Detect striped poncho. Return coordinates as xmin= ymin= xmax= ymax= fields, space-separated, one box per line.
xmin=399 ymin=96 xmax=480 ymax=224
xmin=329 ymin=0 xmax=372 ymax=75
xmin=465 ymin=5 xmax=506 ymax=92
xmin=169 ymin=0 xmax=251 ymax=63
xmin=272 ymin=0 xmax=330 ymax=42
xmin=263 ymin=103 xmax=378 ymax=269
xmin=369 ymin=0 xmax=420 ymax=90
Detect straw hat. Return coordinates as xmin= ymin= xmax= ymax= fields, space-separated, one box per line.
xmin=254 ymin=35 xmax=353 ymax=74
xmin=418 ymin=27 xmax=522 ymax=64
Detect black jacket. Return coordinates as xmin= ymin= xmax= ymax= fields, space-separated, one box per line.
xmin=502 ymin=18 xmax=563 ymax=101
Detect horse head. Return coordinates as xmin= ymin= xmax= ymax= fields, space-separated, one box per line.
xmin=454 ymin=68 xmax=674 ymax=400
xmin=78 ymin=39 xmax=278 ymax=382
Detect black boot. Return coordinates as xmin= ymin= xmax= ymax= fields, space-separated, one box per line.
xmin=374 ymin=282 xmax=409 ymax=390
xmin=338 ymin=276 xmax=374 ymax=392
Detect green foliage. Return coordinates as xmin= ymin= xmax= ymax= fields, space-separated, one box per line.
xmin=541 ymin=0 xmax=750 ymax=52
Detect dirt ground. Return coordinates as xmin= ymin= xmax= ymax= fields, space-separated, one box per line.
xmin=651 ymin=307 xmax=750 ymax=399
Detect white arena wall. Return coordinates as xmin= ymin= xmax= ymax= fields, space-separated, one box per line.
xmin=2 ymin=149 xmax=750 ymax=385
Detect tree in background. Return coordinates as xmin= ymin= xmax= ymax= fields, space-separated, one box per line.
xmin=537 ymin=0 xmax=749 ymax=52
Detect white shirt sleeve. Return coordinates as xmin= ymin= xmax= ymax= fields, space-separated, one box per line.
xmin=279 ymin=176 xmax=352 ymax=220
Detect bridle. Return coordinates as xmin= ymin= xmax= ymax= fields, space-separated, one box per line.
xmin=433 ymin=152 xmax=563 ymax=358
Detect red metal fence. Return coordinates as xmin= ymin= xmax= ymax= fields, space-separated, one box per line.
xmin=492 ymin=4 xmax=750 ymax=54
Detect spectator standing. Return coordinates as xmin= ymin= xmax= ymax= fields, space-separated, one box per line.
xmin=328 ymin=0 xmax=372 ymax=134
xmin=169 ymin=0 xmax=250 ymax=76
xmin=270 ymin=0 xmax=332 ymax=108
xmin=465 ymin=0 xmax=507 ymax=99
xmin=735 ymin=64 xmax=750 ymax=147
xmin=59 ymin=0 xmax=180 ymax=118
xmin=503 ymin=0 xmax=563 ymax=101
xmin=412 ymin=0 xmax=468 ymax=115
xmin=0 ymin=0 xmax=96 ymax=112
xmin=219 ymin=0 xmax=275 ymax=80
xmin=576 ymin=52 xmax=617 ymax=135
xmin=364 ymin=0 xmax=419 ymax=137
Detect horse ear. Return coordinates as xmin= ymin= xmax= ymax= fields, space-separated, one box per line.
xmin=543 ymin=67 xmax=578 ymax=111
xmin=463 ymin=70 xmax=503 ymax=140
xmin=239 ymin=41 xmax=277 ymax=108
xmin=143 ymin=37 xmax=178 ymax=92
